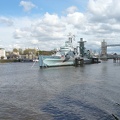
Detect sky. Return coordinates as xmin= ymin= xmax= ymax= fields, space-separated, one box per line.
xmin=0 ymin=0 xmax=120 ymax=53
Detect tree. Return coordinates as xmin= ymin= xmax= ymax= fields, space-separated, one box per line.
xmin=13 ymin=48 xmax=18 ymax=53
xmin=38 ymin=50 xmax=54 ymax=55
xmin=1 ymin=56 xmax=4 ymax=59
xmin=23 ymin=48 xmax=37 ymax=55
xmin=19 ymin=48 xmax=23 ymax=55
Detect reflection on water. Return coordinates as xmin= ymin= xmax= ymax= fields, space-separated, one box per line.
xmin=0 ymin=60 xmax=120 ymax=120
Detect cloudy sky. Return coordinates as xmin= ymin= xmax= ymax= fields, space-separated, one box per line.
xmin=0 ymin=0 xmax=120 ymax=53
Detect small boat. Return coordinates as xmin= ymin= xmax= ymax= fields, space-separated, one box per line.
xmin=33 ymin=59 xmax=39 ymax=62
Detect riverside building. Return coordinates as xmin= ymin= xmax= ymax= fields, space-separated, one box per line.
xmin=0 ymin=48 xmax=6 ymax=59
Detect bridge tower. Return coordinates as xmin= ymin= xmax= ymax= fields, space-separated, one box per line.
xmin=101 ymin=40 xmax=107 ymax=55
xmin=101 ymin=40 xmax=107 ymax=60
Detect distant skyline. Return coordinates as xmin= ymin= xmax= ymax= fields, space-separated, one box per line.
xmin=0 ymin=0 xmax=120 ymax=53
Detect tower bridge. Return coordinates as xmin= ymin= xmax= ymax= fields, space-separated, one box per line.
xmin=101 ymin=40 xmax=120 ymax=59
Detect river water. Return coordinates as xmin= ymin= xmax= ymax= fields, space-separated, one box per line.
xmin=0 ymin=60 xmax=120 ymax=120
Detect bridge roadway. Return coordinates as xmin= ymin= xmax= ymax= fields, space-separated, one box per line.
xmin=107 ymin=44 xmax=120 ymax=47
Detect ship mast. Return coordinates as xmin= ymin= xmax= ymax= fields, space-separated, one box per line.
xmin=68 ymin=33 xmax=75 ymax=43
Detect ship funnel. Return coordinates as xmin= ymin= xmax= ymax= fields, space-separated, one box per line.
xmin=78 ymin=38 xmax=86 ymax=57
xmin=80 ymin=38 xmax=83 ymax=41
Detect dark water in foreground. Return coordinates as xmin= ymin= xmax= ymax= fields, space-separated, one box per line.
xmin=0 ymin=60 xmax=120 ymax=120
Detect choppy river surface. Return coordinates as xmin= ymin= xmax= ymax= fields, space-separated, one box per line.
xmin=0 ymin=60 xmax=120 ymax=120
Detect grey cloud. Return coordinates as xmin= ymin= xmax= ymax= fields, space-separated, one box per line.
xmin=88 ymin=0 xmax=120 ymax=23
xmin=100 ymin=24 xmax=120 ymax=34
xmin=0 ymin=17 xmax=14 ymax=26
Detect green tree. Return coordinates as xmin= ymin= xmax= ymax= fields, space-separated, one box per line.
xmin=19 ymin=48 xmax=23 ymax=55
xmin=1 ymin=56 xmax=4 ymax=59
xmin=23 ymin=48 xmax=37 ymax=55
xmin=38 ymin=50 xmax=54 ymax=55
xmin=13 ymin=48 xmax=18 ymax=53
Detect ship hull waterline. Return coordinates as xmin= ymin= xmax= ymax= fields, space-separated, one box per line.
xmin=39 ymin=55 xmax=92 ymax=67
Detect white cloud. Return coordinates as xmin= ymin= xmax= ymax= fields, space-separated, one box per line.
xmin=2 ymin=2 xmax=120 ymax=52
xmin=88 ymin=0 xmax=110 ymax=16
xmin=88 ymin=0 xmax=120 ymax=22
xmin=42 ymin=13 xmax=64 ymax=26
xmin=9 ymin=13 xmax=67 ymax=50
xmin=31 ymin=39 xmax=39 ymax=45
xmin=20 ymin=1 xmax=37 ymax=12
xmin=13 ymin=28 xmax=31 ymax=39
xmin=76 ymin=0 xmax=120 ymax=44
xmin=31 ymin=15 xmax=65 ymax=40
xmin=1 ymin=5 xmax=89 ymax=51
xmin=13 ymin=44 xmax=21 ymax=49
xmin=66 ymin=6 xmax=78 ymax=14
xmin=64 ymin=12 xmax=86 ymax=28
xmin=107 ymin=0 xmax=120 ymax=20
